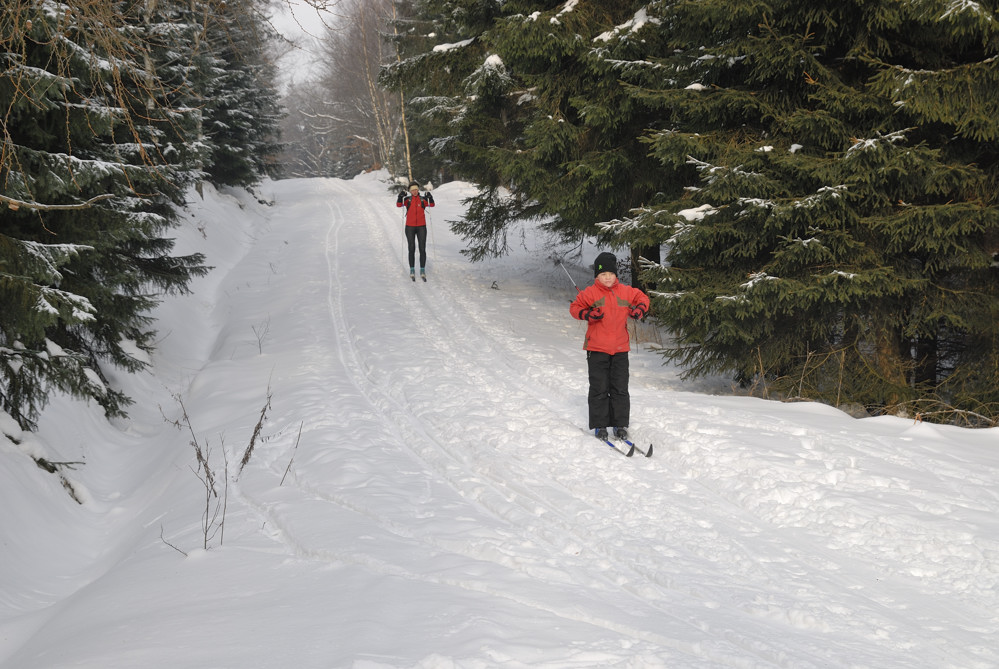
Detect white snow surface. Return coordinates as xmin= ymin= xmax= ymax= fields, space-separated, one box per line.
xmin=2 ymin=173 xmax=999 ymax=669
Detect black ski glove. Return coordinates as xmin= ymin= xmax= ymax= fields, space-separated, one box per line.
xmin=580 ymin=307 xmax=604 ymax=323
xmin=426 ymin=192 xmax=434 ymax=204
xmin=629 ymin=305 xmax=647 ymax=321
xmin=397 ymin=192 xmax=405 ymax=204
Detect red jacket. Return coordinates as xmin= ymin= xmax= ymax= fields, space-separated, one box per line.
xmin=570 ymin=278 xmax=650 ymax=354
xmin=398 ymin=193 xmax=434 ymax=226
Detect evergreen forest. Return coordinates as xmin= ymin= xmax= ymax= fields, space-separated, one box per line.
xmin=375 ymin=0 xmax=999 ymax=424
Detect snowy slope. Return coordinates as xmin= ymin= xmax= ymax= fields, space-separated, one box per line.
xmin=2 ymin=173 xmax=998 ymax=669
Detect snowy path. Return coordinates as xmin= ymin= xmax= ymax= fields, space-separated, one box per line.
xmin=236 ymin=179 xmax=733 ymax=663
xmin=3 ymin=174 xmax=998 ymax=669
xmin=217 ymin=177 xmax=998 ymax=667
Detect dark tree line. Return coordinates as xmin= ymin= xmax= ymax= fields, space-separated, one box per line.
xmin=379 ymin=0 xmax=999 ymax=424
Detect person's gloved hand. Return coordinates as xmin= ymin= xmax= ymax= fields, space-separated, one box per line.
xmin=580 ymin=307 xmax=604 ymax=323
xmin=397 ymin=192 xmax=405 ymax=204
xmin=426 ymin=192 xmax=434 ymax=204
xmin=629 ymin=305 xmax=647 ymax=321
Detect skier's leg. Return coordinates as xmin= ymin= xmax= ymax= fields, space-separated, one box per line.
xmin=608 ymin=352 xmax=630 ymax=428
xmin=416 ymin=226 xmax=428 ymax=269
xmin=405 ymin=226 xmax=417 ymax=269
xmin=587 ymin=351 xmax=612 ymax=429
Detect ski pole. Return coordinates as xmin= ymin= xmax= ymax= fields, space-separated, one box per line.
xmin=427 ymin=207 xmax=437 ymax=263
xmin=401 ymin=211 xmax=407 ymax=267
xmin=558 ymin=261 xmax=581 ymax=293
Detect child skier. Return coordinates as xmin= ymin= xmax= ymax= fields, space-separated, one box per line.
xmin=396 ymin=182 xmax=434 ymax=281
xmin=569 ymin=252 xmax=650 ymax=441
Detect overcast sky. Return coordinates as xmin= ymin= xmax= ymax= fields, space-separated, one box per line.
xmin=270 ymin=0 xmax=334 ymax=88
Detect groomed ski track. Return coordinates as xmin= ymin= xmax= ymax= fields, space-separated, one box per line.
xmin=121 ymin=176 xmax=996 ymax=668
xmin=248 ymin=178 xmax=730 ymax=662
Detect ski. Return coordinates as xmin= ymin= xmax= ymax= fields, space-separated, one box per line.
xmin=595 ymin=431 xmax=635 ymax=457
xmin=622 ymin=439 xmax=653 ymax=458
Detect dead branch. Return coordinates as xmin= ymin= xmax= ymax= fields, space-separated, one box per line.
xmin=238 ymin=389 xmax=273 ymax=474
xmin=280 ymin=421 xmax=304 ymax=485
xmin=160 ymin=525 xmax=188 ymax=557
xmin=2 ymin=193 xmax=116 ymax=212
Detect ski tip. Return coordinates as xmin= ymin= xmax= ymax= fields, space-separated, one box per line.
xmin=625 ymin=444 xmax=636 ymax=457
xmin=645 ymin=443 xmax=653 ymax=458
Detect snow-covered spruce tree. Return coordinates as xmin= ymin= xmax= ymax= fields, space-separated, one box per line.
xmin=381 ymin=0 xmax=502 ymax=187
xmin=200 ymin=0 xmax=284 ymax=187
xmin=600 ymin=0 xmax=999 ymax=422
xmin=129 ymin=0 xmax=218 ymax=176
xmin=426 ymin=2 xmax=530 ymax=262
xmin=1 ymin=1 xmax=208 ymax=429
xmin=0 ymin=236 xmax=102 ymax=430
xmin=383 ymin=1 xmax=666 ymax=263
xmin=479 ymin=1 xmax=670 ymax=276
xmin=481 ymin=2 xmax=665 ymax=238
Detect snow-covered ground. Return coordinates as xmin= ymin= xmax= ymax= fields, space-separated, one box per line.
xmin=2 ymin=173 xmax=998 ymax=669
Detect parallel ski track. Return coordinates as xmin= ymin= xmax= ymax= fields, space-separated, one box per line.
xmin=312 ymin=181 xmax=838 ymax=667
xmin=296 ymin=183 xmax=761 ymax=661
xmin=235 ymin=179 xmax=959 ymax=668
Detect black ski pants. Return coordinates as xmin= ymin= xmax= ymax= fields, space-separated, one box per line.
xmin=406 ymin=225 xmax=428 ymax=269
xmin=586 ymin=351 xmax=630 ymax=429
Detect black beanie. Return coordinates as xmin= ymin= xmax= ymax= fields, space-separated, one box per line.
xmin=593 ymin=252 xmax=617 ymax=277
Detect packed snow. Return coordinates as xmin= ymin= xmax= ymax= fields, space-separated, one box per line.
xmin=2 ymin=172 xmax=998 ymax=668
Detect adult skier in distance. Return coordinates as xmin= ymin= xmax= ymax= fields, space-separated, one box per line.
xmin=569 ymin=252 xmax=649 ymax=442
xmin=396 ymin=181 xmax=434 ymax=281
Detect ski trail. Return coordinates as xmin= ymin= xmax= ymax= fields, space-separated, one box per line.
xmin=351 ymin=182 xmax=940 ymax=667
xmin=319 ymin=185 xmax=702 ymax=609
xmin=220 ymin=180 xmax=790 ymax=665
xmin=220 ymin=181 xmax=754 ymax=664
xmin=229 ymin=178 xmax=987 ymax=669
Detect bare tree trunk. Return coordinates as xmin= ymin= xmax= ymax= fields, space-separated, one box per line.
xmin=393 ymin=2 xmax=413 ymax=181
xmin=357 ymin=2 xmax=393 ymax=172
xmin=143 ymin=0 xmax=159 ymax=111
xmin=284 ymin=0 xmax=407 ymax=180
